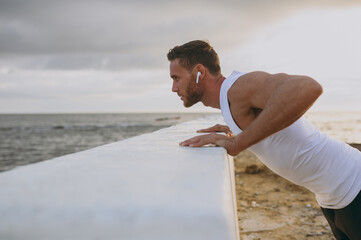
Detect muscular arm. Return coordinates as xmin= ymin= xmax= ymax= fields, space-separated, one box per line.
xmin=231 ymin=71 xmax=323 ymax=154
xmin=180 ymin=71 xmax=323 ymax=156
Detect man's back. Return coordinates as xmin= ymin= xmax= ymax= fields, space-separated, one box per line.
xmin=220 ymin=71 xmax=361 ymax=209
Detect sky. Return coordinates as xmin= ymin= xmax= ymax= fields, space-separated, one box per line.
xmin=1 ymin=0 xmax=361 ymax=113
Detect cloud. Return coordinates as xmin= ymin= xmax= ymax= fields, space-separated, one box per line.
xmin=1 ymin=0 xmax=361 ymax=112
xmin=0 ymin=69 xmax=168 ymax=98
xmin=0 ymin=68 xmax=175 ymax=113
xmin=221 ymin=7 xmax=361 ymax=111
xmin=1 ymin=0 xmax=360 ymax=70
xmin=224 ymin=7 xmax=361 ymax=77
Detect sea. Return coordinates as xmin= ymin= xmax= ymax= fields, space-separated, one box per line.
xmin=0 ymin=111 xmax=360 ymax=172
xmin=0 ymin=112 xmax=209 ymax=172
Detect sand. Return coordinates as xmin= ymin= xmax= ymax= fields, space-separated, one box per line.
xmin=233 ymin=145 xmax=359 ymax=239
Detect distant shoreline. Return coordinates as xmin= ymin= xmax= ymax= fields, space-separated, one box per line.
xmin=0 ymin=110 xmax=361 ymax=115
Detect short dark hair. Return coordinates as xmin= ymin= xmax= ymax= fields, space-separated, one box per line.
xmin=167 ymin=40 xmax=221 ymax=75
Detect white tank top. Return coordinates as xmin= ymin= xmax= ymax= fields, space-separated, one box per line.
xmin=220 ymin=71 xmax=361 ymax=209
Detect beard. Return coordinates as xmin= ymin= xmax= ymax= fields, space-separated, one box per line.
xmin=183 ymin=75 xmax=203 ymax=108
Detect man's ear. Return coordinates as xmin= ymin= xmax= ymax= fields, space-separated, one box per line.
xmin=196 ymin=72 xmax=201 ymax=84
xmin=195 ymin=64 xmax=206 ymax=83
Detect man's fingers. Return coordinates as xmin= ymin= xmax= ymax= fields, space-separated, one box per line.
xmin=179 ymin=132 xmax=238 ymax=155
xmin=180 ymin=133 xmax=224 ymax=147
xmin=188 ymin=137 xmax=214 ymax=147
xmin=197 ymin=126 xmax=218 ymax=133
xmin=179 ymin=136 xmax=198 ymax=146
xmin=196 ymin=124 xmax=231 ymax=133
xmin=180 ymin=135 xmax=206 ymax=146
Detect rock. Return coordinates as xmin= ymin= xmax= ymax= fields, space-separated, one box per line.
xmin=239 ymin=200 xmax=248 ymax=207
xmin=239 ymin=213 xmax=286 ymax=234
xmin=251 ymin=201 xmax=259 ymax=207
xmin=245 ymin=164 xmax=261 ymax=174
xmin=306 ymin=232 xmax=323 ymax=237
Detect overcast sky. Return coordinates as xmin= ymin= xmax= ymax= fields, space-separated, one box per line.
xmin=1 ymin=0 xmax=361 ymax=113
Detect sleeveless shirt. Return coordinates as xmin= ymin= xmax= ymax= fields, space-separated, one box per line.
xmin=220 ymin=71 xmax=361 ymax=209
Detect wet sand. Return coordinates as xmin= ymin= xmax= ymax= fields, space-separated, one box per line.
xmin=234 ymin=144 xmax=360 ymax=240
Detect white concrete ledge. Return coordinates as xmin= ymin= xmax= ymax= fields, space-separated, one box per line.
xmin=0 ymin=115 xmax=239 ymax=240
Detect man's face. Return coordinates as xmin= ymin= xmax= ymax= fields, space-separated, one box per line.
xmin=170 ymin=59 xmax=202 ymax=107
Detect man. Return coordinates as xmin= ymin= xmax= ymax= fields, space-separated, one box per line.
xmin=167 ymin=40 xmax=361 ymax=240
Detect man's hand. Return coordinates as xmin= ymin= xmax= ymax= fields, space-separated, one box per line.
xmin=179 ymin=124 xmax=239 ymax=156
xmin=196 ymin=124 xmax=235 ymax=138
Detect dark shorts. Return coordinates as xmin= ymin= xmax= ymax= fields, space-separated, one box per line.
xmin=321 ymin=190 xmax=361 ymax=240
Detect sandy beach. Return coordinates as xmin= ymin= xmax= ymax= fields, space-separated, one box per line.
xmin=234 ymin=144 xmax=361 ymax=240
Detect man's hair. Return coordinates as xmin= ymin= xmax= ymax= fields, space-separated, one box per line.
xmin=167 ymin=40 xmax=221 ymax=75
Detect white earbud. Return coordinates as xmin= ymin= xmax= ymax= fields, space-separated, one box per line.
xmin=196 ymin=72 xmax=201 ymax=84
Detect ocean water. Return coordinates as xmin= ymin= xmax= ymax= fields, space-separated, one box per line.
xmin=0 ymin=112 xmax=209 ymax=172
xmin=0 ymin=111 xmax=360 ymax=172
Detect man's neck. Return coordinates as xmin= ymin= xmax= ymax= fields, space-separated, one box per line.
xmin=201 ymin=74 xmax=226 ymax=109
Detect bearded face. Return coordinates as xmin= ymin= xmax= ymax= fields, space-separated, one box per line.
xmin=182 ymin=73 xmax=203 ymax=107
xmin=170 ymin=59 xmax=204 ymax=108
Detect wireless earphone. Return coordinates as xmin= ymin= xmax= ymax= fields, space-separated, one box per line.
xmin=196 ymin=72 xmax=201 ymax=84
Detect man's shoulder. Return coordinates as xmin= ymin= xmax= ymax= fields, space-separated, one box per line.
xmin=239 ymin=71 xmax=271 ymax=81
xmin=228 ymin=71 xmax=269 ymax=96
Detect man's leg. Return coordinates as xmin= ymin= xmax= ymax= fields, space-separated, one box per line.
xmin=322 ymin=191 xmax=361 ymax=240
xmin=321 ymin=207 xmax=348 ymax=240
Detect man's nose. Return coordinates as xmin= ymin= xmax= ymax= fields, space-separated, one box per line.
xmin=172 ymin=82 xmax=178 ymax=92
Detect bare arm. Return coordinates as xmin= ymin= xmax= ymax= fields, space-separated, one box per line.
xmin=231 ymin=71 xmax=323 ymax=154
xmin=180 ymin=71 xmax=323 ymax=156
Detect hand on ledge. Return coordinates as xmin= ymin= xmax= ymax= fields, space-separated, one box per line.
xmin=179 ymin=126 xmax=239 ymax=156
xmin=196 ymin=124 xmax=234 ymax=137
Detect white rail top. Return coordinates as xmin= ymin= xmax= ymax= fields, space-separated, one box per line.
xmin=0 ymin=114 xmax=239 ymax=240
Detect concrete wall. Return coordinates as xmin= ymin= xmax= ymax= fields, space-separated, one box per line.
xmin=0 ymin=115 xmax=239 ymax=240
